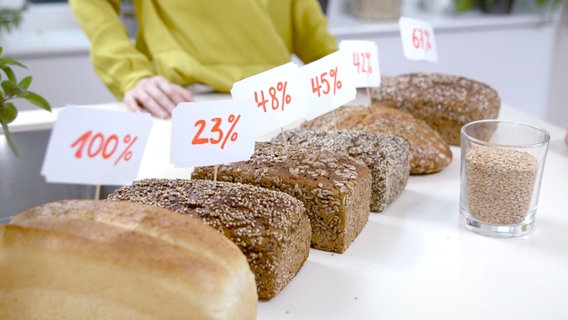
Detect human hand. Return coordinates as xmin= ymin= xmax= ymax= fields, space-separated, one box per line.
xmin=123 ymin=76 xmax=193 ymax=119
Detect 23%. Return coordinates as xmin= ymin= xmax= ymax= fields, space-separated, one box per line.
xmin=192 ymin=114 xmax=241 ymax=150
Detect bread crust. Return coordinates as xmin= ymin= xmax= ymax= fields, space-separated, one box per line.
xmin=271 ymin=128 xmax=410 ymax=212
xmin=1 ymin=200 xmax=257 ymax=320
xmin=302 ymin=105 xmax=452 ymax=174
xmin=192 ymin=142 xmax=372 ymax=254
xmin=370 ymin=73 xmax=501 ymax=146
xmin=108 ymin=179 xmax=311 ymax=300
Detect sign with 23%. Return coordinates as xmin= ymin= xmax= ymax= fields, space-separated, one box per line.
xmin=170 ymin=99 xmax=257 ymax=168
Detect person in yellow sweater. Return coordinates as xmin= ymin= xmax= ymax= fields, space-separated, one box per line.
xmin=69 ymin=0 xmax=338 ymax=119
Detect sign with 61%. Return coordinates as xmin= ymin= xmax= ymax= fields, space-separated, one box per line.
xmin=399 ymin=16 xmax=438 ymax=63
xmin=41 ymin=106 xmax=153 ymax=185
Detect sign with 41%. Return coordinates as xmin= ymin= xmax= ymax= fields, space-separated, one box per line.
xmin=170 ymin=99 xmax=257 ymax=168
xmin=41 ymin=106 xmax=153 ymax=185
xmin=339 ymin=40 xmax=382 ymax=88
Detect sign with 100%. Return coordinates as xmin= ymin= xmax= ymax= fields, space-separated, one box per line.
xmin=41 ymin=106 xmax=153 ymax=185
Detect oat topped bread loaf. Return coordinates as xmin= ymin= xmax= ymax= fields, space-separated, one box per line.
xmin=2 ymin=199 xmax=257 ymax=320
xmin=192 ymin=142 xmax=372 ymax=254
xmin=271 ymin=128 xmax=410 ymax=212
xmin=370 ymin=73 xmax=501 ymax=146
xmin=108 ymin=178 xmax=311 ymax=300
xmin=302 ymin=104 xmax=452 ymax=174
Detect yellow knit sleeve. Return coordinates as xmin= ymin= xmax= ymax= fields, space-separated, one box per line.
xmin=69 ymin=0 xmax=156 ymax=99
xmin=291 ymin=0 xmax=338 ymax=63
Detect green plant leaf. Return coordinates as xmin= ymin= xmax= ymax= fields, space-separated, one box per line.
xmin=1 ymin=79 xmax=19 ymax=97
xmin=0 ymin=45 xmax=51 ymax=157
xmin=0 ymin=57 xmax=27 ymax=69
xmin=18 ymin=76 xmax=32 ymax=91
xmin=454 ymin=0 xmax=476 ymax=12
xmin=0 ymin=102 xmax=18 ymax=123
xmin=20 ymin=91 xmax=52 ymax=112
xmin=0 ymin=119 xmax=19 ymax=157
xmin=0 ymin=65 xmax=17 ymax=83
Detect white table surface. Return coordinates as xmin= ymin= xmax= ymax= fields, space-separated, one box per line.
xmin=257 ymin=105 xmax=568 ymax=320
xmin=4 ymin=94 xmax=568 ymax=319
xmin=255 ymin=98 xmax=564 ymax=320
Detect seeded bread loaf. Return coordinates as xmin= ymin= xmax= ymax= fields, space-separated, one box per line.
xmin=370 ymin=73 xmax=501 ymax=145
xmin=271 ymin=128 xmax=410 ymax=212
xmin=108 ymin=178 xmax=310 ymax=300
xmin=1 ymin=199 xmax=257 ymax=319
xmin=191 ymin=142 xmax=372 ymax=254
xmin=301 ymin=104 xmax=452 ymax=174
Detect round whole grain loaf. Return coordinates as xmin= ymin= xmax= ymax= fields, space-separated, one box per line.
xmin=370 ymin=73 xmax=501 ymax=146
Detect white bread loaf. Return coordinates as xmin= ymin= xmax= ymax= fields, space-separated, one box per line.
xmin=0 ymin=199 xmax=257 ymax=320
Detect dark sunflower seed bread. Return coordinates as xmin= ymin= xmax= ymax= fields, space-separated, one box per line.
xmin=271 ymin=128 xmax=410 ymax=212
xmin=108 ymin=178 xmax=311 ymax=301
xmin=191 ymin=141 xmax=372 ymax=254
xmin=301 ymin=104 xmax=452 ymax=175
xmin=369 ymin=73 xmax=501 ymax=146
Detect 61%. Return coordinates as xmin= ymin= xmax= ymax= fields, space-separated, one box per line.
xmin=71 ymin=130 xmax=138 ymax=166
xmin=192 ymin=114 xmax=241 ymax=150
xmin=412 ymin=28 xmax=432 ymax=51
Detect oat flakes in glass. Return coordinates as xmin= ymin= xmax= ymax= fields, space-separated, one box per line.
xmin=459 ymin=120 xmax=550 ymax=237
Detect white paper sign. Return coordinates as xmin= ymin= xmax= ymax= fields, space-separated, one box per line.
xmin=339 ymin=40 xmax=381 ymax=88
xmin=230 ymin=62 xmax=307 ymax=135
xmin=302 ymin=50 xmax=357 ymax=120
xmin=170 ymin=99 xmax=256 ymax=168
xmin=399 ymin=16 xmax=438 ymax=63
xmin=41 ymin=106 xmax=152 ymax=185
